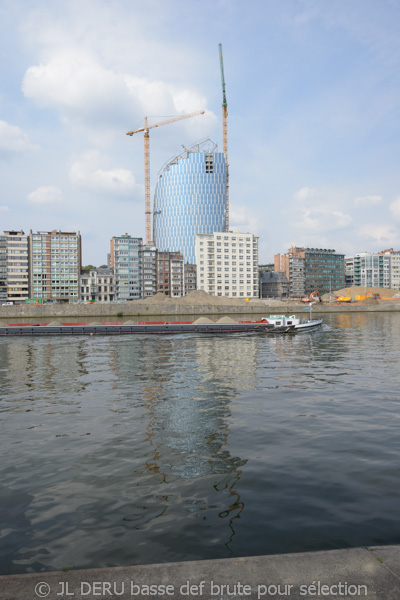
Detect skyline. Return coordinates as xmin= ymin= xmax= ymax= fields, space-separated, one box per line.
xmin=1 ymin=0 xmax=399 ymax=265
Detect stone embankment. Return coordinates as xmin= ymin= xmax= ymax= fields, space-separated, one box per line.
xmin=1 ymin=290 xmax=399 ymax=320
xmin=1 ymin=545 xmax=399 ymax=600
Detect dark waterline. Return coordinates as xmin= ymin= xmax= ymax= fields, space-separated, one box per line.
xmin=0 ymin=312 xmax=399 ymax=574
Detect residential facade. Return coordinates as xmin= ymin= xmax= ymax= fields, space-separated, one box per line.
xmin=153 ymin=139 xmax=226 ymax=264
xmin=275 ymin=247 xmax=345 ymax=297
xmin=80 ymin=268 xmax=115 ymax=302
xmin=0 ymin=230 xmax=30 ymax=303
xmin=184 ymin=263 xmax=197 ymax=295
xmin=195 ymin=231 xmax=259 ymax=298
xmin=140 ymin=244 xmax=158 ymax=298
xmin=155 ymin=251 xmax=183 ymax=297
xmin=110 ymin=234 xmax=143 ymax=301
xmin=345 ymin=249 xmax=400 ymax=289
xmin=259 ymin=270 xmax=290 ymax=299
xmin=29 ymin=230 xmax=81 ymax=302
xmin=391 ymin=252 xmax=400 ymax=290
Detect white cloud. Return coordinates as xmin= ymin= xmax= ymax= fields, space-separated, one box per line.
xmin=69 ymin=151 xmax=139 ymax=195
xmin=22 ymin=52 xmax=133 ymax=124
xmin=354 ymin=195 xmax=383 ymax=207
xmin=294 ymin=187 xmax=316 ymax=202
xmin=292 ymin=187 xmax=353 ymax=233
xmin=294 ymin=207 xmax=353 ymax=233
xmin=27 ymin=186 xmax=63 ymax=206
xmin=0 ymin=120 xmax=38 ymax=156
xmin=358 ymin=224 xmax=400 ymax=247
xmin=230 ymin=204 xmax=261 ymax=234
xmin=22 ymin=51 xmax=213 ymax=134
xmin=389 ymin=197 xmax=400 ymax=221
xmin=0 ymin=205 xmax=9 ymax=212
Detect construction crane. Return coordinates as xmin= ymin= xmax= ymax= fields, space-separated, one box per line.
xmin=218 ymin=43 xmax=229 ymax=231
xmin=126 ymin=110 xmax=205 ymax=245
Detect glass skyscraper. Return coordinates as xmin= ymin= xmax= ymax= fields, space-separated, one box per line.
xmin=153 ymin=139 xmax=226 ymax=264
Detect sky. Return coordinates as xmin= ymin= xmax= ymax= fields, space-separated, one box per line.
xmin=0 ymin=0 xmax=399 ymax=265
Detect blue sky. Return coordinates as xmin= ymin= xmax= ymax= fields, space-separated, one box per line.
xmin=1 ymin=0 xmax=399 ymax=265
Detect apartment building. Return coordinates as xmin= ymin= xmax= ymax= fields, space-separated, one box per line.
xmin=110 ymin=235 xmax=143 ymax=301
xmin=170 ymin=254 xmax=185 ymax=297
xmin=0 ymin=231 xmax=29 ymax=303
xmin=29 ymin=230 xmax=81 ymax=302
xmin=195 ymin=232 xmax=259 ymax=298
xmin=391 ymin=252 xmax=400 ymax=290
xmin=80 ymin=268 xmax=115 ymax=302
xmin=140 ymin=244 xmax=157 ymax=298
xmin=345 ymin=249 xmax=400 ymax=289
xmin=184 ymin=263 xmax=197 ymax=295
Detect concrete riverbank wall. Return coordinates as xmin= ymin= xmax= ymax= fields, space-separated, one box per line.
xmin=1 ymin=545 xmax=399 ymax=599
xmin=0 ymin=300 xmax=400 ymax=320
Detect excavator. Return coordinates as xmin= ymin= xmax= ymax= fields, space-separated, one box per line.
xmin=301 ymin=290 xmax=322 ymax=303
xmin=335 ymin=289 xmax=352 ymax=303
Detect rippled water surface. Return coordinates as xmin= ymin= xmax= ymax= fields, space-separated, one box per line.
xmin=1 ymin=312 xmax=400 ymax=574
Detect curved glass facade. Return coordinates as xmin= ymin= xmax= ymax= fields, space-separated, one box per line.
xmin=153 ymin=145 xmax=226 ymax=264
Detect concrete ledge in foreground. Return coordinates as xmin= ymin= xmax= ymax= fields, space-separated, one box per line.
xmin=1 ymin=545 xmax=400 ymax=600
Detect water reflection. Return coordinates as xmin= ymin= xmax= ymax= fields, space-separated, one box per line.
xmin=107 ymin=336 xmax=249 ymax=552
xmin=1 ymin=313 xmax=400 ymax=573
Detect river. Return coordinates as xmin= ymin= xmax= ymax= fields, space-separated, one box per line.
xmin=0 ymin=312 xmax=399 ymax=574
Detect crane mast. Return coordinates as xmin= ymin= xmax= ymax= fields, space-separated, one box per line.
xmin=219 ymin=43 xmax=229 ymax=232
xmin=127 ymin=110 xmax=205 ymax=245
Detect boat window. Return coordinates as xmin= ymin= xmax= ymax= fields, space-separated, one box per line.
xmin=287 ymin=321 xmax=292 ymax=325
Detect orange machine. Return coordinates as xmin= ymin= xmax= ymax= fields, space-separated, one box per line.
xmin=301 ymin=290 xmax=322 ymax=303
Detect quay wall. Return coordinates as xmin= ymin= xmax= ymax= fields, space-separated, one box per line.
xmin=1 ymin=545 xmax=400 ymax=600
xmin=0 ymin=301 xmax=400 ymax=320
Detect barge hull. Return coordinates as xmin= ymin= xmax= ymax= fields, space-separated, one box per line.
xmin=0 ymin=323 xmax=273 ymax=336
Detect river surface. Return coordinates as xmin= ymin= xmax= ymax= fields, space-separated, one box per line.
xmin=0 ymin=312 xmax=399 ymax=574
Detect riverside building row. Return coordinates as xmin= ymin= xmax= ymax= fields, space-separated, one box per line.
xmin=0 ymin=230 xmax=198 ymax=304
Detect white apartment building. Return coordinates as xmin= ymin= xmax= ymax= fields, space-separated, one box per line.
xmin=195 ymin=232 xmax=259 ymax=298
xmin=0 ymin=231 xmax=30 ymax=303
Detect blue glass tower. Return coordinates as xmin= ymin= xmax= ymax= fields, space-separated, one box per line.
xmin=153 ymin=139 xmax=226 ymax=264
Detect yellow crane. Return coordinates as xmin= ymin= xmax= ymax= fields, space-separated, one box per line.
xmin=126 ymin=110 xmax=205 ymax=245
xmin=218 ymin=43 xmax=229 ymax=231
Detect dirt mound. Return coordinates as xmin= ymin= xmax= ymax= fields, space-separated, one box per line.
xmin=364 ymin=297 xmax=379 ymax=304
xmin=141 ymin=292 xmax=172 ymax=304
xmin=216 ymin=316 xmax=237 ymax=323
xmin=193 ymin=317 xmax=215 ymax=324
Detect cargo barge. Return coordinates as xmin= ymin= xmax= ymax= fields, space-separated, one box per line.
xmin=0 ymin=319 xmax=295 ymax=336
